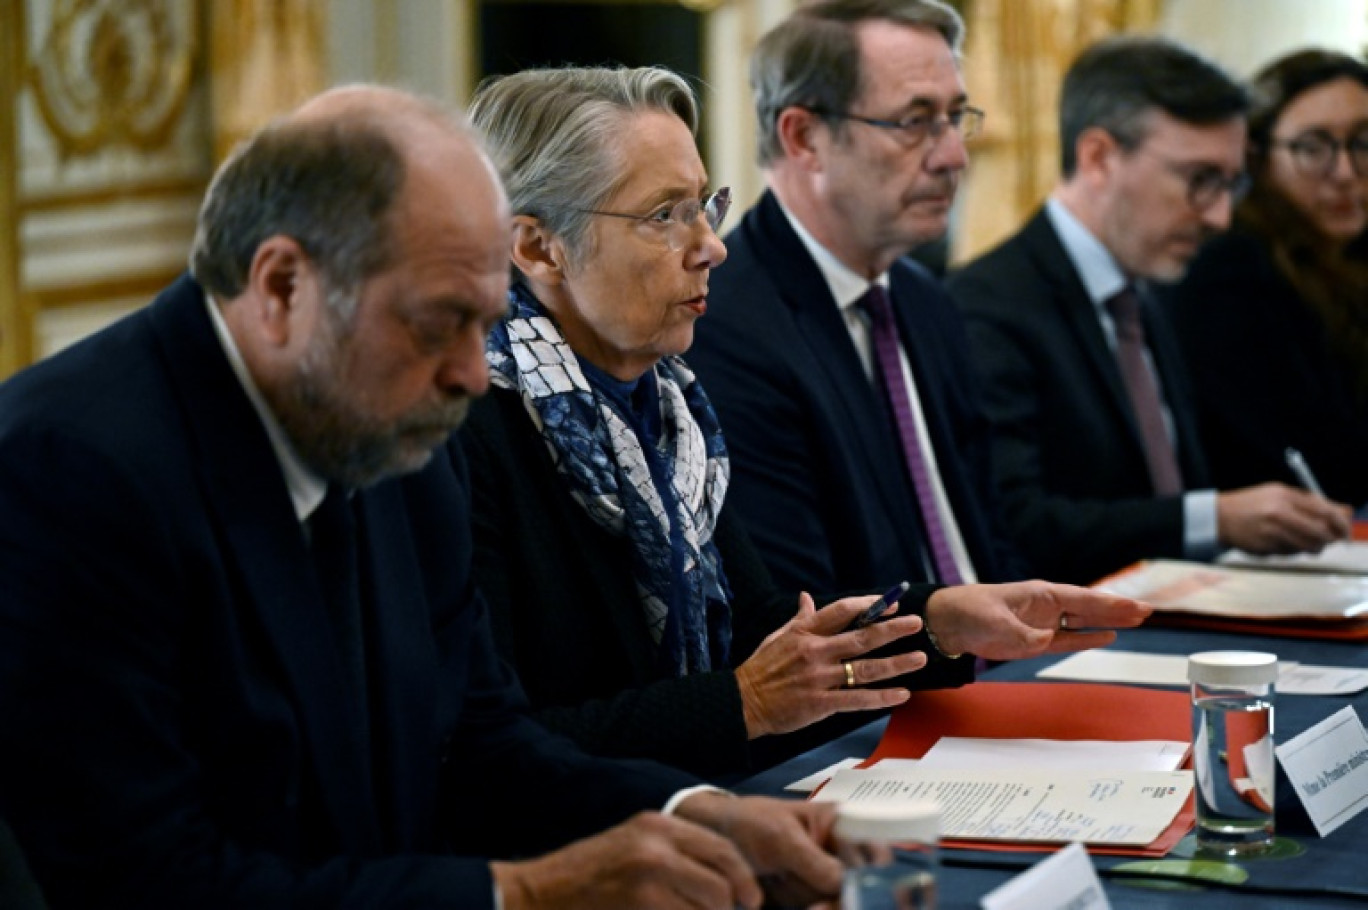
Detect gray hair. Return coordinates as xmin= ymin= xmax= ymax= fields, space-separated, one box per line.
xmin=1059 ymin=36 xmax=1249 ymax=177
xmin=751 ymin=0 xmax=964 ymax=167
xmin=189 ymin=90 xmax=466 ymax=321
xmin=470 ymin=66 xmax=699 ymax=271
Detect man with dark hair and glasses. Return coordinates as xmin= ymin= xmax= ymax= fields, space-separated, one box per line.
xmin=947 ymin=36 xmax=1352 ymax=586
xmin=689 ymin=0 xmax=1030 ymax=619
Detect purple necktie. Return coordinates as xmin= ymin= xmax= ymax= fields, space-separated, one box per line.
xmin=859 ymin=285 xmax=964 ymax=586
xmin=1106 ymin=287 xmax=1183 ymax=497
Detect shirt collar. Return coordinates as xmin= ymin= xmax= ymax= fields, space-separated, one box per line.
xmin=777 ymin=197 xmax=890 ymax=310
xmin=1045 ymin=196 xmax=1129 ymax=305
xmin=203 ymin=293 xmax=328 ymax=523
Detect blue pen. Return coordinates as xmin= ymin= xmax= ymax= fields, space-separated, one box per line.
xmin=848 ymin=580 xmax=911 ymax=630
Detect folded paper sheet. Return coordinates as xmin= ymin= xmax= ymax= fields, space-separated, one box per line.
xmin=856 ymin=682 xmax=1195 ymax=856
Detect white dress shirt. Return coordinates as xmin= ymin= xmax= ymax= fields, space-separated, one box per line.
xmin=779 ymin=202 xmax=979 ymax=584
xmin=203 ymin=292 xmax=715 ymax=909
xmin=1044 ymin=198 xmax=1218 ymax=558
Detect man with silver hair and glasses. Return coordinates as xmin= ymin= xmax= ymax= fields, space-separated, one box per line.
xmin=0 ymin=84 xmax=846 ymax=910
xmin=689 ymin=0 xmax=1027 ymax=621
xmin=948 ymin=37 xmax=1353 ymax=586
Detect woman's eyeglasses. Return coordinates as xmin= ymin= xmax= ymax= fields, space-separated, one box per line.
xmin=574 ymin=187 xmax=732 ymax=252
xmin=1269 ymin=130 xmax=1368 ymax=179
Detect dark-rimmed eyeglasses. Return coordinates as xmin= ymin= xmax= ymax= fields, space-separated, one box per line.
xmin=1133 ymin=146 xmax=1250 ymax=211
xmin=572 ymin=187 xmax=732 ymax=252
xmin=802 ymin=105 xmax=985 ymax=146
xmin=1269 ymin=130 xmax=1368 ymax=179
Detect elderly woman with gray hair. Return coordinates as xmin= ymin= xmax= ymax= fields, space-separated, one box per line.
xmin=458 ymin=65 xmax=1149 ymax=778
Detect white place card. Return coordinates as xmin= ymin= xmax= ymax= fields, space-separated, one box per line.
xmin=1275 ymin=706 xmax=1368 ymax=836
xmin=980 ymin=842 xmax=1110 ymax=910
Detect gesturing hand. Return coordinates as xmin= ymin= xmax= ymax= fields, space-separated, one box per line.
xmin=735 ymin=592 xmax=928 ymax=738
xmin=924 ymin=581 xmax=1152 ymax=660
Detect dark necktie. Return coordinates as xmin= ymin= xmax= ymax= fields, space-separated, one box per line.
xmin=858 ymin=284 xmax=964 ymax=586
xmin=1106 ymin=286 xmax=1184 ymax=496
xmin=310 ymin=485 xmax=370 ymax=739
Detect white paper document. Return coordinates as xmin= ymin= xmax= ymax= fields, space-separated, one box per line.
xmin=1039 ymin=649 xmax=1368 ymax=695
xmin=1096 ymin=560 xmax=1368 ymax=620
xmin=783 ymin=757 xmax=863 ymax=793
xmin=918 ymin=737 xmax=1189 ymax=773
xmin=812 ymin=767 xmax=1192 ymax=846
xmin=1221 ymin=541 xmax=1368 ymax=575
xmin=1038 ymin=650 xmax=1194 ymax=686
xmin=1278 ymin=664 xmax=1368 ymax=696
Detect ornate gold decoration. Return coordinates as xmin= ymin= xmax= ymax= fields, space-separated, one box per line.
xmin=209 ymin=0 xmax=325 ymax=163
xmin=955 ymin=0 xmax=1163 ymax=263
xmin=1 ymin=0 xmax=27 ymax=377
xmin=27 ymin=0 xmax=197 ymax=160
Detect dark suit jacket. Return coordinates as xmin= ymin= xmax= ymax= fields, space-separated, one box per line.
xmin=457 ymin=386 xmax=972 ymax=781
xmin=947 ymin=208 xmax=1210 ymax=585
xmin=686 ymin=191 xmax=1024 ymax=597
xmin=1161 ymin=228 xmax=1368 ymax=509
xmin=0 ymin=275 xmax=694 ymax=909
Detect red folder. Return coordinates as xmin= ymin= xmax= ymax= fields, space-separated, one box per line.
xmin=1095 ymin=561 xmax=1368 ymax=641
xmin=1147 ymin=612 xmax=1368 ymax=642
xmin=860 ymin=681 xmax=1194 ymax=857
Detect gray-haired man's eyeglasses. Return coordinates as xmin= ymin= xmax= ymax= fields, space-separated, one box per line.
xmin=573 ymin=187 xmax=732 ymax=252
xmin=802 ymin=105 xmax=985 ymax=146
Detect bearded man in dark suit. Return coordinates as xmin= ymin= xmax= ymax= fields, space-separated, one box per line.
xmin=0 ymin=85 xmax=841 ymax=910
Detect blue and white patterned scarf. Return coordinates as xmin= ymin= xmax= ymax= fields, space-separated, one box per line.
xmin=486 ymin=284 xmax=733 ymax=676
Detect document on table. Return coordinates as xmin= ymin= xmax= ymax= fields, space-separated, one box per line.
xmin=1096 ymin=560 xmax=1368 ymax=620
xmin=1221 ymin=541 xmax=1368 ymax=575
xmin=916 ymin=737 xmax=1189 ymax=773
xmin=813 ymin=766 xmax=1192 ymax=846
xmin=1039 ymin=649 xmax=1368 ymax=695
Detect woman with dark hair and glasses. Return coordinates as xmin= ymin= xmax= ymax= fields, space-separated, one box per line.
xmin=455 ymin=64 xmax=1147 ymax=780
xmin=1165 ymin=49 xmax=1368 ymax=510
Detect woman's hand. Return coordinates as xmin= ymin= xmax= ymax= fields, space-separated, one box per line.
xmin=734 ymin=593 xmax=928 ymax=738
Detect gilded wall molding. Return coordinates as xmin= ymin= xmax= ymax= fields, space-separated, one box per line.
xmin=209 ymin=0 xmax=324 ymax=162
xmin=27 ymin=270 xmax=182 ymax=310
xmin=20 ymin=175 xmax=204 ymax=212
xmin=27 ymin=0 xmax=197 ymax=160
xmin=1 ymin=0 xmax=28 ymax=376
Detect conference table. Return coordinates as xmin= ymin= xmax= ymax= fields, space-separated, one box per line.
xmin=737 ymin=622 xmax=1368 ymax=908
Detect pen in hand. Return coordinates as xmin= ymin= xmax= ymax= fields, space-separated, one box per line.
xmin=1284 ymin=447 xmax=1326 ymax=498
xmin=847 ymin=580 xmax=911 ymax=631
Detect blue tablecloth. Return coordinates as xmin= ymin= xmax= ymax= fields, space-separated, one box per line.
xmin=736 ymin=623 xmax=1368 ymax=908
